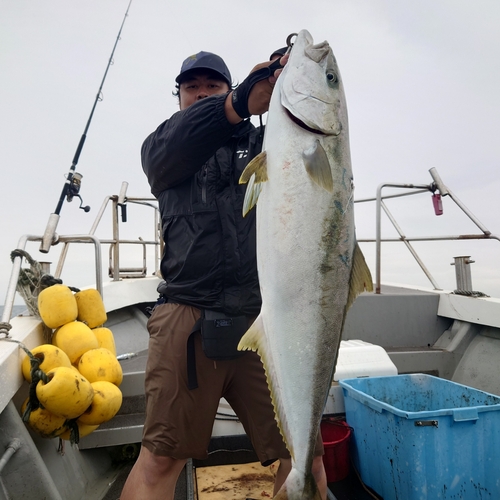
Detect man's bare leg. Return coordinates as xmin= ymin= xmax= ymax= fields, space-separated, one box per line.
xmin=120 ymin=446 xmax=187 ymax=500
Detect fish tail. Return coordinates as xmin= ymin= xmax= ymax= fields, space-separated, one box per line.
xmin=273 ymin=468 xmax=322 ymax=500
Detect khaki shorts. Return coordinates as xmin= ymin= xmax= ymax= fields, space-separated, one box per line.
xmin=142 ymin=302 xmax=323 ymax=464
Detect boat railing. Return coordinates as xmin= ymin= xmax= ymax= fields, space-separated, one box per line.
xmin=1 ymin=182 xmax=160 ymax=335
xmin=3 ymin=170 xmax=499 ymax=335
xmin=1 ymin=234 xmax=105 ymax=336
xmin=355 ymin=168 xmax=500 ymax=294
xmin=53 ymin=182 xmax=162 ymax=282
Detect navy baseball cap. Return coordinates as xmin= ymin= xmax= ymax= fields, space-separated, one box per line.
xmin=175 ymin=51 xmax=232 ymax=85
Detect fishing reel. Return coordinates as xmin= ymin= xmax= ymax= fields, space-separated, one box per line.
xmin=66 ymin=172 xmax=91 ymax=212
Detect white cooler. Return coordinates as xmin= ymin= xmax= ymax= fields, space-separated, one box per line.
xmin=324 ymin=339 xmax=398 ymax=414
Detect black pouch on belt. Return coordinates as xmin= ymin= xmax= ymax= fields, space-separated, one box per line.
xmin=200 ymin=310 xmax=248 ymax=360
xmin=187 ymin=310 xmax=248 ymax=390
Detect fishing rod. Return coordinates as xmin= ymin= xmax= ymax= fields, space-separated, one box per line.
xmin=40 ymin=0 xmax=133 ymax=253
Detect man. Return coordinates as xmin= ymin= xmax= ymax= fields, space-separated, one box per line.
xmin=120 ymin=50 xmax=327 ymax=500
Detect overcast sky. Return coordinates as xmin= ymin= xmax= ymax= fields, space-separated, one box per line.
xmin=1 ymin=0 xmax=499 ymax=307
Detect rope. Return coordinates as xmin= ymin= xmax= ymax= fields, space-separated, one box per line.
xmin=0 ymin=338 xmax=50 ymax=423
xmin=65 ymin=420 xmax=80 ymax=445
xmin=10 ymin=249 xmax=46 ymax=318
xmin=10 ymin=249 xmax=76 ymax=319
xmin=452 ymin=290 xmax=490 ymax=298
xmin=22 ymin=345 xmax=50 ymax=422
xmin=7 ymin=250 xmax=79 ymax=342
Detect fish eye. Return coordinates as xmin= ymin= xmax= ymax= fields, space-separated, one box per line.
xmin=326 ymin=71 xmax=337 ymax=85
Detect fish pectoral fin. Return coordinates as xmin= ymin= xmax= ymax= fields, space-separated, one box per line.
xmin=239 ymin=150 xmax=268 ymax=184
xmin=242 ymin=173 xmax=263 ymax=217
xmin=346 ymin=243 xmax=374 ymax=311
xmin=302 ymin=140 xmax=333 ymax=193
xmin=239 ymin=151 xmax=268 ymax=216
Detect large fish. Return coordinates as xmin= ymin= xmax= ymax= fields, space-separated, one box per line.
xmin=238 ymin=30 xmax=373 ymax=499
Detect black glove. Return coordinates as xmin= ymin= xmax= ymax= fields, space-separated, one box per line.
xmin=231 ymin=58 xmax=284 ymax=119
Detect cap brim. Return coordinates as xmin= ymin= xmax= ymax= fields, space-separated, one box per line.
xmin=175 ymin=67 xmax=230 ymax=85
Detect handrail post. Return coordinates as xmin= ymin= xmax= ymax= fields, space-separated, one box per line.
xmin=375 ymin=184 xmax=383 ymax=294
xmin=111 ymin=196 xmax=120 ymax=281
xmin=54 ymin=235 xmax=103 ymax=296
xmin=375 ymin=181 xmax=433 ymax=294
xmin=1 ymin=236 xmax=30 ymax=328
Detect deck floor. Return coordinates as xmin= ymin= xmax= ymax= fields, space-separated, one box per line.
xmin=100 ymin=436 xmax=383 ymax=500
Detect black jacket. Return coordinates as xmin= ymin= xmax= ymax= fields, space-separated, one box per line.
xmin=142 ymin=93 xmax=263 ymax=316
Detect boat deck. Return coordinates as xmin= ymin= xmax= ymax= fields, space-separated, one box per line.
xmin=99 ymin=434 xmax=383 ymax=500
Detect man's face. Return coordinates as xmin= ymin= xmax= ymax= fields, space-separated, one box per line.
xmin=179 ymin=70 xmax=230 ymax=110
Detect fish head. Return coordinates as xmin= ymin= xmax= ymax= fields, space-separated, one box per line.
xmin=280 ymin=30 xmax=346 ymax=136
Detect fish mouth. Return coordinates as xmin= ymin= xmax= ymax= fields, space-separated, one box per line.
xmin=285 ymin=108 xmax=341 ymax=136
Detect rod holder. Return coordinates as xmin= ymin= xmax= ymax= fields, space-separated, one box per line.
xmin=39 ymin=213 xmax=60 ymax=253
xmin=38 ymin=261 xmax=52 ymax=275
xmin=429 ymin=168 xmax=449 ymax=196
xmin=117 ymin=181 xmax=129 ymax=223
xmin=117 ymin=181 xmax=128 ymax=205
xmin=451 ymin=256 xmax=474 ymax=292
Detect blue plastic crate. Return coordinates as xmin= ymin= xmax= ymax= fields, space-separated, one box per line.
xmin=339 ymin=374 xmax=500 ymax=500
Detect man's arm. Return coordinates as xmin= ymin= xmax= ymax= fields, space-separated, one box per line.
xmin=142 ymin=93 xmax=235 ymax=195
xmin=142 ymin=54 xmax=288 ymax=196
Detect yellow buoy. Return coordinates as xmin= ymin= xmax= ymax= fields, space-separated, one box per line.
xmin=92 ymin=327 xmax=117 ymax=356
xmin=21 ymin=398 xmax=67 ymax=439
xmin=38 ymin=284 xmax=78 ymax=329
xmin=75 ymin=289 xmax=107 ymax=328
xmin=78 ymin=348 xmax=123 ymax=386
xmin=59 ymin=422 xmax=99 ymax=441
xmin=52 ymin=321 xmax=98 ymax=364
xmin=77 ymin=381 xmax=123 ymax=425
xmin=21 ymin=344 xmax=72 ymax=382
xmin=36 ymin=366 xmax=94 ymax=419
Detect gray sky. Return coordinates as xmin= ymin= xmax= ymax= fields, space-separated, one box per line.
xmin=1 ymin=0 xmax=499 ymax=306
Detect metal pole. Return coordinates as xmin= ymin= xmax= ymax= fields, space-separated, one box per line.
xmin=1 ymin=236 xmax=30 ymax=328
xmin=375 ymin=182 xmax=433 ymax=293
xmin=55 ymin=235 xmax=104 ymax=295
xmin=381 ymin=201 xmax=441 ymax=290
xmin=112 ymin=197 xmax=121 ymax=281
xmin=0 ymin=439 xmax=21 ymax=474
xmin=429 ymin=168 xmax=490 ymax=235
